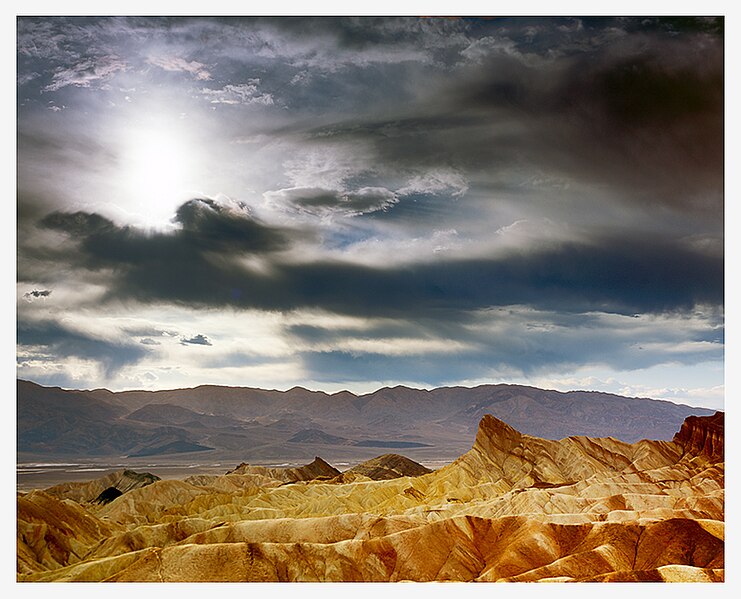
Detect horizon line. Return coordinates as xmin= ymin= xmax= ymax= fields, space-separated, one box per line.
xmin=16 ymin=377 xmax=718 ymax=411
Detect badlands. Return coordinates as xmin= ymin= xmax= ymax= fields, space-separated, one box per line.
xmin=17 ymin=411 xmax=724 ymax=582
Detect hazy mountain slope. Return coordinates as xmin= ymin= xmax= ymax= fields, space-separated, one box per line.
xmin=16 ymin=380 xmax=209 ymax=457
xmin=94 ymin=382 xmax=712 ymax=442
xmin=125 ymin=403 xmax=241 ymax=428
xmin=17 ymin=380 xmax=714 ymax=462
xmin=287 ymin=429 xmax=352 ymax=445
xmin=127 ymin=440 xmax=215 ymax=457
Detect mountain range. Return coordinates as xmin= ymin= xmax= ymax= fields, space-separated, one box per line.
xmin=17 ymin=379 xmax=714 ymax=465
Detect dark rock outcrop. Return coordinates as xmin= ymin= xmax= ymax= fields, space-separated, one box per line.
xmin=94 ymin=486 xmax=123 ymax=504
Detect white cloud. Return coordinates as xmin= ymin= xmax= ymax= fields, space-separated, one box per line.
xmin=17 ymin=306 xmax=301 ymax=391
xmin=200 ymin=81 xmax=274 ymax=106
xmin=44 ymin=56 xmax=128 ymax=92
xmin=147 ymin=55 xmax=212 ymax=80
xmin=283 ymin=147 xmax=371 ymax=190
xmin=460 ymin=35 xmax=553 ymax=67
xmin=17 ymin=357 xmax=102 ymax=389
xmin=327 ymin=229 xmax=465 ymax=266
xmin=231 ymin=134 xmax=271 ymax=145
xmin=461 ymin=36 xmax=522 ymax=62
xmin=299 ymin=336 xmax=473 ymax=358
xmin=397 ymin=169 xmax=469 ymax=197
xmin=482 ymin=363 xmax=724 ymax=411
xmin=524 ymin=374 xmax=724 ymax=412
xmin=290 ymin=70 xmax=310 ymax=85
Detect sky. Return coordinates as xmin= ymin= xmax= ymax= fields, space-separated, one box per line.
xmin=15 ymin=16 xmax=725 ymax=409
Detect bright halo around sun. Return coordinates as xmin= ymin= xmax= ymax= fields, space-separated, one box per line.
xmin=118 ymin=121 xmax=201 ymax=228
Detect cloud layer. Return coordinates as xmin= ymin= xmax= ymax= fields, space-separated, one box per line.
xmin=33 ymin=202 xmax=723 ymax=317
xmin=16 ymin=17 xmax=724 ymax=404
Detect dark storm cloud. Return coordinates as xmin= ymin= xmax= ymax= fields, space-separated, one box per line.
xmin=202 ymin=15 xmax=468 ymax=71
xmin=181 ymin=334 xmax=212 ymax=346
xmin=40 ymin=198 xmax=293 ymax=267
xmin=19 ymin=16 xmax=725 ymax=316
xmin=17 ymin=17 xmax=722 ymax=223
xmin=23 ymin=289 xmax=52 ymax=299
xmin=623 ymin=17 xmax=723 ymax=35
xmin=289 ymin=301 xmax=723 ymax=383
xmin=270 ymin=236 xmax=722 ymax=318
xmin=17 ymin=319 xmax=149 ymax=376
xmin=298 ymin=17 xmax=722 ymax=219
xmin=172 ymin=199 xmax=293 ymax=252
xmin=36 ymin=203 xmax=722 ymax=318
xmin=298 ymin=322 xmax=723 ymax=384
xmin=15 ymin=17 xmax=724 ymax=391
xmin=257 ymin=16 xmax=464 ymax=48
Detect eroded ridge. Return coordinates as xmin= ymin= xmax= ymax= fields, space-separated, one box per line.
xmin=17 ymin=412 xmax=724 ymax=582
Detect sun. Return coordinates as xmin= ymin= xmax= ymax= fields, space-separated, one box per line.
xmin=117 ymin=122 xmax=200 ymax=228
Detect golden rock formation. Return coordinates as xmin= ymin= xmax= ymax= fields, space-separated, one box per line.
xmin=673 ymin=411 xmax=724 ymax=459
xmin=338 ymin=453 xmax=433 ymax=481
xmin=224 ymin=456 xmax=341 ymax=482
xmin=17 ymin=412 xmax=724 ymax=582
xmin=43 ymin=469 xmax=160 ymax=503
xmin=17 ymin=490 xmax=120 ymax=574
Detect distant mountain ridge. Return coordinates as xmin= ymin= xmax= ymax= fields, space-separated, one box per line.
xmin=17 ymin=379 xmax=715 ymax=462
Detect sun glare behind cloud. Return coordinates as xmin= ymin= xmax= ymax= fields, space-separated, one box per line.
xmin=118 ymin=122 xmax=201 ymax=228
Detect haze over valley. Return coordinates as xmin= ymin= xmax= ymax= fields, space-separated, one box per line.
xmin=17 ymin=379 xmax=714 ymax=490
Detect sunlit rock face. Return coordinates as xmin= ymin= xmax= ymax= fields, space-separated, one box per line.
xmin=17 ymin=413 xmax=724 ymax=582
xmin=673 ymin=411 xmax=724 ymax=460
